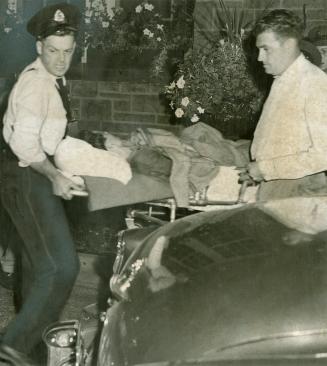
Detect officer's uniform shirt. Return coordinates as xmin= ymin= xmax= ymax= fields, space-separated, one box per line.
xmin=3 ymin=57 xmax=67 ymax=167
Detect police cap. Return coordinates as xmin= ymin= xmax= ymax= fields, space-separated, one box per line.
xmin=27 ymin=2 xmax=81 ymax=39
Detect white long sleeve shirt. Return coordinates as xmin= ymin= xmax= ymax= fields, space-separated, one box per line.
xmin=3 ymin=58 xmax=67 ymax=167
xmin=251 ymin=54 xmax=327 ymax=181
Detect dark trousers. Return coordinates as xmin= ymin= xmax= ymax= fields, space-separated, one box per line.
xmin=0 ymin=158 xmax=80 ymax=354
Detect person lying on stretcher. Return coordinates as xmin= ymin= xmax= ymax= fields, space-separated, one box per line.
xmin=56 ymin=122 xmax=252 ymax=208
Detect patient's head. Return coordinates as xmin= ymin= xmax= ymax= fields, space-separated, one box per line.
xmin=103 ymin=132 xmax=132 ymax=160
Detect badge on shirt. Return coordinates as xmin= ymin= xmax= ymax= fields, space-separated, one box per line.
xmin=54 ymin=9 xmax=65 ymax=23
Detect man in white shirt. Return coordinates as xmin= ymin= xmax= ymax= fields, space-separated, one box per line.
xmin=243 ymin=9 xmax=327 ymax=244
xmin=0 ymin=3 xmax=85 ymax=364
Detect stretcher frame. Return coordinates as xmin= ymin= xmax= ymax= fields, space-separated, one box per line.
xmin=126 ymin=180 xmax=250 ymax=225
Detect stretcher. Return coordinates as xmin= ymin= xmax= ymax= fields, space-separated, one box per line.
xmin=83 ymin=172 xmax=253 ymax=222
xmin=56 ymin=130 xmax=253 ymax=220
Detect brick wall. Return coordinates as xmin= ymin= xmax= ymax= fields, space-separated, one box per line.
xmin=194 ymin=0 xmax=327 ymax=46
xmin=0 ymin=77 xmax=176 ymax=138
xmin=69 ymin=79 xmax=177 ymax=137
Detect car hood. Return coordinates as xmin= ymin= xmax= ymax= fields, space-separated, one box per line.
xmin=103 ymin=206 xmax=327 ymax=365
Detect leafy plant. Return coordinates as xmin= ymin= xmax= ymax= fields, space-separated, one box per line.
xmin=165 ymin=0 xmax=266 ymax=135
xmin=165 ymin=41 xmax=263 ymax=125
xmin=195 ymin=0 xmax=274 ymax=46
xmin=81 ymin=0 xmax=194 ymax=76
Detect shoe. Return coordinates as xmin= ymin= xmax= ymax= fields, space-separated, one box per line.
xmin=0 ymin=344 xmax=36 ymax=366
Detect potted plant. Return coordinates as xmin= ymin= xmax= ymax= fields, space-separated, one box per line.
xmin=164 ymin=0 xmax=266 ymax=139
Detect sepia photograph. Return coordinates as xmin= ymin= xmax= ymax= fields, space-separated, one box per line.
xmin=1 ymin=0 xmax=327 ymax=365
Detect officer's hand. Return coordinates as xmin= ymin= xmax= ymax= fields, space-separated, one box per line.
xmin=52 ymin=173 xmax=85 ymax=200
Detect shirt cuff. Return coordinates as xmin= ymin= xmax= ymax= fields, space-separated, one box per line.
xmin=15 ymin=152 xmax=47 ymax=167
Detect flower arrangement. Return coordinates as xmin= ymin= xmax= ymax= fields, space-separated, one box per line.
xmin=165 ymin=40 xmax=264 ymax=126
xmin=164 ymin=0 xmax=265 ymax=136
xmin=81 ymin=0 xmax=194 ymax=76
xmin=83 ymin=1 xmax=163 ymax=52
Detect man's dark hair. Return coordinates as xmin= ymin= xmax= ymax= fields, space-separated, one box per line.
xmin=253 ymin=9 xmax=304 ymax=41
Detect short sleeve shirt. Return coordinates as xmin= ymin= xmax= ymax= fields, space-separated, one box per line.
xmin=3 ymin=57 xmax=67 ymax=167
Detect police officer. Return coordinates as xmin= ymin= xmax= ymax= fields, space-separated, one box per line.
xmin=0 ymin=3 xmax=85 ymax=364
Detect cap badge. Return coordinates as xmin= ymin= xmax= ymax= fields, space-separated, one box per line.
xmin=54 ymin=9 xmax=65 ymax=23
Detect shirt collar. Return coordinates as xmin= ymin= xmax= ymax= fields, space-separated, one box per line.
xmin=274 ymin=53 xmax=306 ymax=81
xmin=23 ymin=57 xmax=66 ymax=85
